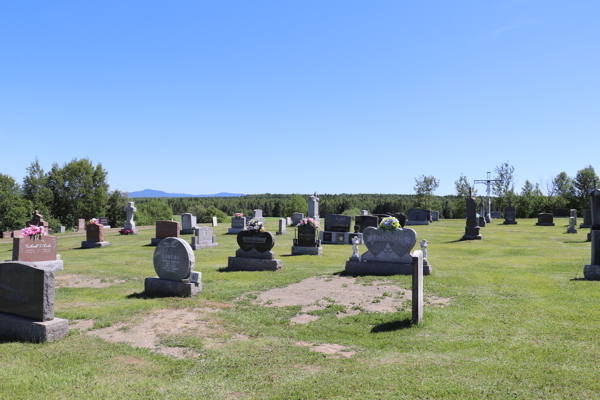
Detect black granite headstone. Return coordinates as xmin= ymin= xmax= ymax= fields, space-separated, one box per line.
xmin=0 ymin=262 xmax=56 ymax=321
xmin=407 ymin=209 xmax=427 ymax=222
xmin=98 ymin=217 xmax=109 ymax=226
xmin=237 ymin=231 xmax=275 ymax=253
xmin=324 ymin=215 xmax=352 ymax=232
xmin=297 ymin=225 xmax=318 ymax=247
xmin=354 ymin=216 xmax=378 ymax=233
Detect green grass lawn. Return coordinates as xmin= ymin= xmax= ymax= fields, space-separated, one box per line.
xmin=1 ymin=218 xmax=599 ymax=399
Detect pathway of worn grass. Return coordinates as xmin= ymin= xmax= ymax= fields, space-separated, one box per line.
xmin=1 ymin=218 xmax=599 ymax=399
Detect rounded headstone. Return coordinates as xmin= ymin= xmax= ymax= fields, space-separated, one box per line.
xmin=237 ymin=231 xmax=275 ymax=253
xmin=153 ymin=237 xmax=195 ymax=281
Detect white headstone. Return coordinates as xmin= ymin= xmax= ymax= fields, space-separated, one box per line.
xmin=279 ymin=218 xmax=286 ymax=233
xmin=124 ymin=201 xmax=137 ymax=231
xmin=212 ymin=216 xmax=217 ymax=227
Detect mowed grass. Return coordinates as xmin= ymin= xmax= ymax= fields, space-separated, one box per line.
xmin=1 ymin=218 xmax=599 ymax=399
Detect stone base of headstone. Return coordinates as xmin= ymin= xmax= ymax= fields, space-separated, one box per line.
xmin=227 ymin=228 xmax=245 ymax=234
xmin=583 ymin=265 xmax=600 ymax=280
xmin=191 ymin=235 xmax=218 ymax=250
xmin=478 ymin=217 xmax=486 ymax=227
xmin=484 ymin=215 xmax=492 ymax=223
xmin=503 ymin=221 xmax=518 ymax=225
xmin=291 ymin=246 xmax=323 ymax=256
xmin=3 ymin=259 xmax=65 ymax=270
xmin=404 ymin=221 xmax=429 ymax=226
xmin=535 ymin=222 xmax=555 ymax=226
xmin=412 ymin=251 xmax=424 ymax=325
xmin=144 ymin=277 xmax=202 ymax=297
xmin=276 ymin=231 xmax=289 ymax=235
xmin=150 ymin=238 xmax=165 ymax=246
xmin=180 ymin=229 xmax=196 ymax=235
xmin=0 ymin=313 xmax=68 ymax=342
xmin=320 ymin=231 xmax=363 ymax=245
xmin=462 ymin=227 xmax=482 ymax=240
xmin=344 ymin=255 xmax=431 ymax=276
xmin=580 ymin=224 xmax=591 ymax=228
xmin=226 ymin=257 xmax=282 ymax=271
xmin=81 ymin=241 xmax=111 ymax=248
xmin=567 ymin=227 xmax=577 ymax=234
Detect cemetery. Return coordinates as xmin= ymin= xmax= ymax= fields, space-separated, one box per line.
xmin=1 ymin=194 xmax=600 ymax=399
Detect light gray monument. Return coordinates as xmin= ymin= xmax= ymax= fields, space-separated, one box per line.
xmin=180 ymin=213 xmax=197 ymax=234
xmin=0 ymin=261 xmax=68 ymax=342
xmin=59 ymin=226 xmax=65 ymax=233
xmin=286 ymin=217 xmax=292 ymax=226
xmin=360 ymin=210 xmax=369 ymax=216
xmin=191 ymin=227 xmax=218 ymax=250
xmin=478 ymin=199 xmax=487 ymax=227
xmin=251 ymin=209 xmax=264 ymax=224
xmin=567 ymin=209 xmax=577 ymax=233
xmin=124 ymin=201 xmax=137 ymax=234
xmin=276 ymin=218 xmax=288 ymax=235
xmin=308 ymin=192 xmax=320 ymax=223
xmin=212 ymin=216 xmax=217 ymax=227
xmin=144 ymin=237 xmax=201 ymax=296
xmin=420 ymin=239 xmax=431 ymax=272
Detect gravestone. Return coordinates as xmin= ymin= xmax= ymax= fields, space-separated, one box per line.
xmin=567 ymin=209 xmax=578 ymax=233
xmin=463 ymin=189 xmax=482 ymax=240
xmin=12 ymin=235 xmax=64 ymax=270
xmin=291 ymin=213 xmax=304 ymax=226
xmin=212 ymin=217 xmax=217 ymax=227
xmin=490 ymin=211 xmax=502 ymax=219
xmin=320 ymin=214 xmax=361 ymax=244
xmin=308 ymin=193 xmax=320 ymax=223
xmin=59 ymin=226 xmax=66 ymax=234
xmin=405 ymin=209 xmax=429 ymax=226
xmin=292 ymin=225 xmax=322 ymax=255
xmin=2 ymin=232 xmax=11 ymax=239
xmin=354 ymin=215 xmax=378 ymax=233
xmin=77 ymin=219 xmax=85 ymax=231
xmin=191 ymin=226 xmax=218 ymax=250
xmin=360 ymin=210 xmax=369 ymax=216
xmin=276 ymin=218 xmax=288 ymax=235
xmin=12 ymin=230 xmax=23 ymax=238
xmin=286 ymin=217 xmax=292 ymax=226
xmin=584 ymin=184 xmax=600 ymax=278
xmin=228 ymin=216 xmax=247 ymax=234
xmin=144 ymin=237 xmax=201 ymax=296
xmin=98 ymin=217 xmax=109 ymax=226
xmin=536 ymin=213 xmax=555 ymax=226
xmin=553 ymin=208 xmax=570 ymax=218
xmin=81 ymin=224 xmax=111 ymax=248
xmin=124 ymin=201 xmax=138 ymax=234
xmin=180 ymin=213 xmax=197 ymax=234
xmin=431 ymin=210 xmax=440 ymax=222
xmin=392 ymin=213 xmax=407 ymax=228
xmin=345 ymin=227 xmax=431 ymax=275
xmin=503 ymin=200 xmax=517 ymax=224
xmin=251 ymin=209 xmax=265 ymax=224
xmin=0 ymin=261 xmax=68 ymax=342
xmin=478 ymin=200 xmax=486 ymax=227
xmin=581 ymin=209 xmax=592 ymax=228
xmin=226 ymin=231 xmax=283 ymax=271
xmin=27 ymin=211 xmax=49 ymax=229
xmin=151 ymin=220 xmax=180 ymax=246
xmin=420 ymin=239 xmax=432 ymax=273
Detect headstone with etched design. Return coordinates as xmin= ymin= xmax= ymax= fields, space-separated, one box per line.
xmin=292 ymin=224 xmax=322 ymax=256
xmin=190 ymin=226 xmax=218 ymax=250
xmin=536 ymin=213 xmax=555 ymax=226
xmin=226 ymin=230 xmax=283 ymax=271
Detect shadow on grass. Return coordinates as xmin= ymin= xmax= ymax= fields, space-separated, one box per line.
xmin=371 ymin=318 xmax=413 ymax=333
xmin=564 ymin=240 xmax=589 ymax=244
xmin=443 ymin=238 xmax=466 ymax=243
xmin=570 ymin=277 xmax=588 ymax=281
xmin=127 ymin=291 xmax=185 ymax=299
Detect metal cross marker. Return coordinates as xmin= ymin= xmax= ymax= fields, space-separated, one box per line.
xmin=474 ymin=172 xmax=502 ymax=222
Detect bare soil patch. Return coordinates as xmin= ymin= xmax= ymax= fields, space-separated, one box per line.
xmin=57 ymin=274 xmax=126 ymax=288
xmin=88 ymin=307 xmax=243 ymax=358
xmin=243 ymin=275 xmax=450 ymax=324
xmin=69 ymin=319 xmax=95 ymax=331
xmin=296 ymin=341 xmax=357 ymax=358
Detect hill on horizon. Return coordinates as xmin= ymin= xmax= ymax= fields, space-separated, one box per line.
xmin=128 ymin=189 xmax=244 ymax=198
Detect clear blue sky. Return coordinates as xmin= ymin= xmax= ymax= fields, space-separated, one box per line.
xmin=1 ymin=1 xmax=598 ymax=196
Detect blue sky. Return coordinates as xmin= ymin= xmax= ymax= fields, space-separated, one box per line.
xmin=1 ymin=1 xmax=598 ymax=196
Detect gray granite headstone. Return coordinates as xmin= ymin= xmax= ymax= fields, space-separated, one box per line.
xmin=153 ymin=238 xmax=195 ymax=281
xmin=291 ymin=213 xmax=304 ymax=226
xmin=360 ymin=210 xmax=369 ymax=216
xmin=361 ymin=227 xmax=416 ymax=264
xmin=308 ymin=193 xmax=320 ymax=221
xmin=124 ymin=201 xmax=137 ymax=232
xmin=232 ymin=217 xmax=246 ymax=229
xmin=181 ymin=213 xmax=197 ymax=231
xmin=59 ymin=226 xmax=66 ymax=233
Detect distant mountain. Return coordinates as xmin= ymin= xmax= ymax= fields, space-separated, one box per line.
xmin=128 ymin=189 xmax=244 ymax=198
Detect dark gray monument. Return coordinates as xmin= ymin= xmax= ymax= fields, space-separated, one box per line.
xmin=478 ymin=199 xmax=486 ymax=227
xmin=145 ymin=237 xmax=201 ymax=296
xmin=226 ymin=231 xmax=282 ymax=271
xmin=0 ymin=261 xmax=68 ymax=342
xmin=581 ymin=209 xmax=592 ymax=229
xmin=584 ymin=182 xmax=600 ymax=279
xmin=463 ymin=188 xmax=482 ymax=240
xmin=354 ymin=215 xmax=379 ymax=233
xmin=292 ymin=225 xmax=322 ymax=256
xmin=553 ymin=208 xmax=570 ymax=218
xmin=320 ymin=214 xmax=361 ymax=244
xmin=503 ymin=200 xmax=517 ymax=225
xmin=291 ymin=213 xmax=304 ymax=226
xmin=405 ymin=209 xmax=429 ymax=226
xmin=536 ymin=213 xmax=555 ymax=226
xmin=228 ymin=216 xmax=247 ymax=234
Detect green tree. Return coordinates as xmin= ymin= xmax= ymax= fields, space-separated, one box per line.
xmin=493 ymin=162 xmax=515 ymax=198
xmin=46 ymin=158 xmax=109 ymax=227
xmin=21 ymin=158 xmax=61 ymax=230
xmin=106 ymin=190 xmax=129 ymax=227
xmin=0 ymin=174 xmax=31 ymax=232
xmin=414 ymin=175 xmax=440 ymax=208
xmin=283 ymin=194 xmax=308 ymax=217
xmin=454 ymin=173 xmax=477 ymax=197
xmin=136 ymin=200 xmax=173 ymax=226
xmin=550 ymin=172 xmax=574 ymax=199
xmin=574 ymin=165 xmax=599 ymax=210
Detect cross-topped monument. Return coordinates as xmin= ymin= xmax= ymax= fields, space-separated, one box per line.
xmin=474 ymin=172 xmax=502 ymax=222
xmin=124 ymin=201 xmax=137 ymax=234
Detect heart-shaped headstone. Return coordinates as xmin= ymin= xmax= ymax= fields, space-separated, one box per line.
xmin=362 ymin=227 xmax=416 ymax=259
xmin=237 ymin=231 xmax=275 ymax=253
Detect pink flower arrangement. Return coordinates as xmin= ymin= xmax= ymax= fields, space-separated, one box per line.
xmin=298 ymin=218 xmax=319 ymax=228
xmin=87 ymin=218 xmax=99 ymax=225
xmin=22 ymin=225 xmax=47 ymax=237
xmin=119 ymin=229 xmax=133 ymax=235
xmin=234 ymin=213 xmax=244 ymax=218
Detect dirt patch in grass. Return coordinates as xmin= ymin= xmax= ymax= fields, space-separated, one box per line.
xmin=69 ymin=319 xmax=95 ymax=331
xmin=57 ymin=274 xmax=126 ymax=288
xmin=244 ymin=275 xmax=451 ymax=324
xmin=88 ymin=307 xmax=242 ymax=358
xmin=296 ymin=341 xmax=357 ymax=358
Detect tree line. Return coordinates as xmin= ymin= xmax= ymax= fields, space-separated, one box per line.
xmin=1 ymin=159 xmax=597 ymax=233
